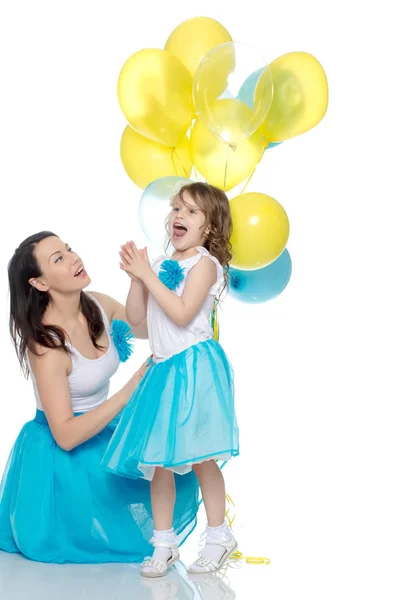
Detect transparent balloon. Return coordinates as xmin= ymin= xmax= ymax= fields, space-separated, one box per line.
xmin=139 ymin=176 xmax=193 ymax=256
xmin=193 ymin=42 xmax=274 ymax=146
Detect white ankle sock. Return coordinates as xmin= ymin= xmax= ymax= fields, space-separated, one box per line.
xmin=142 ymin=528 xmax=178 ymax=574
xmin=152 ymin=545 xmax=172 ymax=564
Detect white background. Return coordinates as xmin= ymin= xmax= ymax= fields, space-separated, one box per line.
xmin=0 ymin=1 xmax=399 ymax=598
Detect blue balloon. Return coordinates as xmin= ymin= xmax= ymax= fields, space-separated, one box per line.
xmin=229 ymin=249 xmax=292 ymax=303
xmin=238 ymin=68 xmax=264 ymax=110
xmin=238 ymin=69 xmax=282 ymax=150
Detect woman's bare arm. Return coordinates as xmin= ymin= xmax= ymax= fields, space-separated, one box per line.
xmin=29 ymin=347 xmax=149 ymax=451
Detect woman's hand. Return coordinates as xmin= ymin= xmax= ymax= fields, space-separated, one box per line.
xmin=30 ymin=347 xmax=154 ymax=451
xmin=119 ymin=241 xmax=152 ymax=282
xmin=129 ymin=356 xmax=153 ymax=390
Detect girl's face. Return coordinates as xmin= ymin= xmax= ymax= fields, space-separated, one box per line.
xmin=168 ymin=191 xmax=210 ymax=252
xmin=29 ymin=236 xmax=91 ymax=294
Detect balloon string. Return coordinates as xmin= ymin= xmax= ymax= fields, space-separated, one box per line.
xmin=240 ymin=143 xmax=268 ymax=195
xmin=171 ymin=149 xmax=179 ymax=177
xmin=171 ymin=148 xmax=190 ymax=178
xmin=188 ymin=116 xmax=196 ymax=138
xmin=187 ymin=117 xmax=198 ymax=181
xmin=225 ymin=492 xmax=271 ymax=566
xmin=223 ymin=144 xmax=231 ymax=191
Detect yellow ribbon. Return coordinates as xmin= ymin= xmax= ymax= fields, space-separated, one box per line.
xmin=225 ymin=492 xmax=271 ymax=566
xmin=211 ymin=301 xmax=219 ymax=342
xmin=230 ymin=551 xmax=271 ymax=565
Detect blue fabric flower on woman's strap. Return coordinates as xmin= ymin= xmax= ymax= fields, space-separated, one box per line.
xmin=111 ymin=320 xmax=135 ymax=362
xmin=158 ymin=259 xmax=185 ymax=291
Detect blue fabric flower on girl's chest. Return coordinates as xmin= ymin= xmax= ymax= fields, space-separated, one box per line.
xmin=158 ymin=259 xmax=185 ymax=291
xmin=111 ymin=320 xmax=135 ymax=362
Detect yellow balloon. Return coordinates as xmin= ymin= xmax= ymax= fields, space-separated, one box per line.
xmin=118 ymin=48 xmax=194 ymax=148
xmin=190 ymin=118 xmax=264 ymax=191
xmin=120 ymin=126 xmax=192 ymax=189
xmin=194 ymin=42 xmax=274 ymax=146
xmin=165 ymin=17 xmax=232 ymax=77
xmin=230 ymin=192 xmax=289 ymax=269
xmin=260 ymin=52 xmax=328 ymax=142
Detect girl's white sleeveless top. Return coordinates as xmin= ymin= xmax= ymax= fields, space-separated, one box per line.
xmin=147 ymin=247 xmax=224 ymax=363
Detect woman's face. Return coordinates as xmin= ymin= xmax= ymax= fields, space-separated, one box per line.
xmin=29 ymin=236 xmax=90 ymax=294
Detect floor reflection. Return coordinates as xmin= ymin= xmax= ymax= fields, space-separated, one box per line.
xmin=0 ymin=551 xmax=236 ymax=599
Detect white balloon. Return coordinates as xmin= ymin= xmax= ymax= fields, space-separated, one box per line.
xmin=139 ymin=176 xmax=193 ymax=256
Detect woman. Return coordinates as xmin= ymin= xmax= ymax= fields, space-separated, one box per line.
xmin=0 ymin=231 xmax=199 ymax=564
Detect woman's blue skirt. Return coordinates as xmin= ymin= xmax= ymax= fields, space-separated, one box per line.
xmin=102 ymin=339 xmax=239 ymax=481
xmin=0 ymin=410 xmax=199 ymax=564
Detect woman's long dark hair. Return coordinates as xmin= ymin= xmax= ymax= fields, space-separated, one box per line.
xmin=8 ymin=231 xmax=105 ymax=377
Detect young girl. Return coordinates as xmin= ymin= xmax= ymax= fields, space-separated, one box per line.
xmin=102 ymin=182 xmax=239 ymax=577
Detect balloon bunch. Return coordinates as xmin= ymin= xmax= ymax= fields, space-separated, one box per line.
xmin=118 ymin=16 xmax=328 ymax=303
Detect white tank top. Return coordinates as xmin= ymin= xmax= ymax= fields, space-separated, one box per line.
xmin=29 ymin=294 xmax=120 ymax=413
xmin=148 ymin=246 xmax=224 ymax=363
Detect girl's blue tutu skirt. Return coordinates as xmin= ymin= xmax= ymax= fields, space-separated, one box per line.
xmin=0 ymin=410 xmax=199 ymax=564
xmin=102 ymin=339 xmax=239 ymax=481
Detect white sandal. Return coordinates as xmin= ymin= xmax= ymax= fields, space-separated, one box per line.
xmin=187 ymin=535 xmax=238 ymax=574
xmin=140 ymin=541 xmax=180 ymax=579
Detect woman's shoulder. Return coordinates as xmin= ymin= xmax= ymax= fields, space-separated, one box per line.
xmin=85 ymin=291 xmax=114 ymax=322
xmin=28 ymin=344 xmax=70 ymax=378
xmin=85 ymin=290 xmax=108 ymax=307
